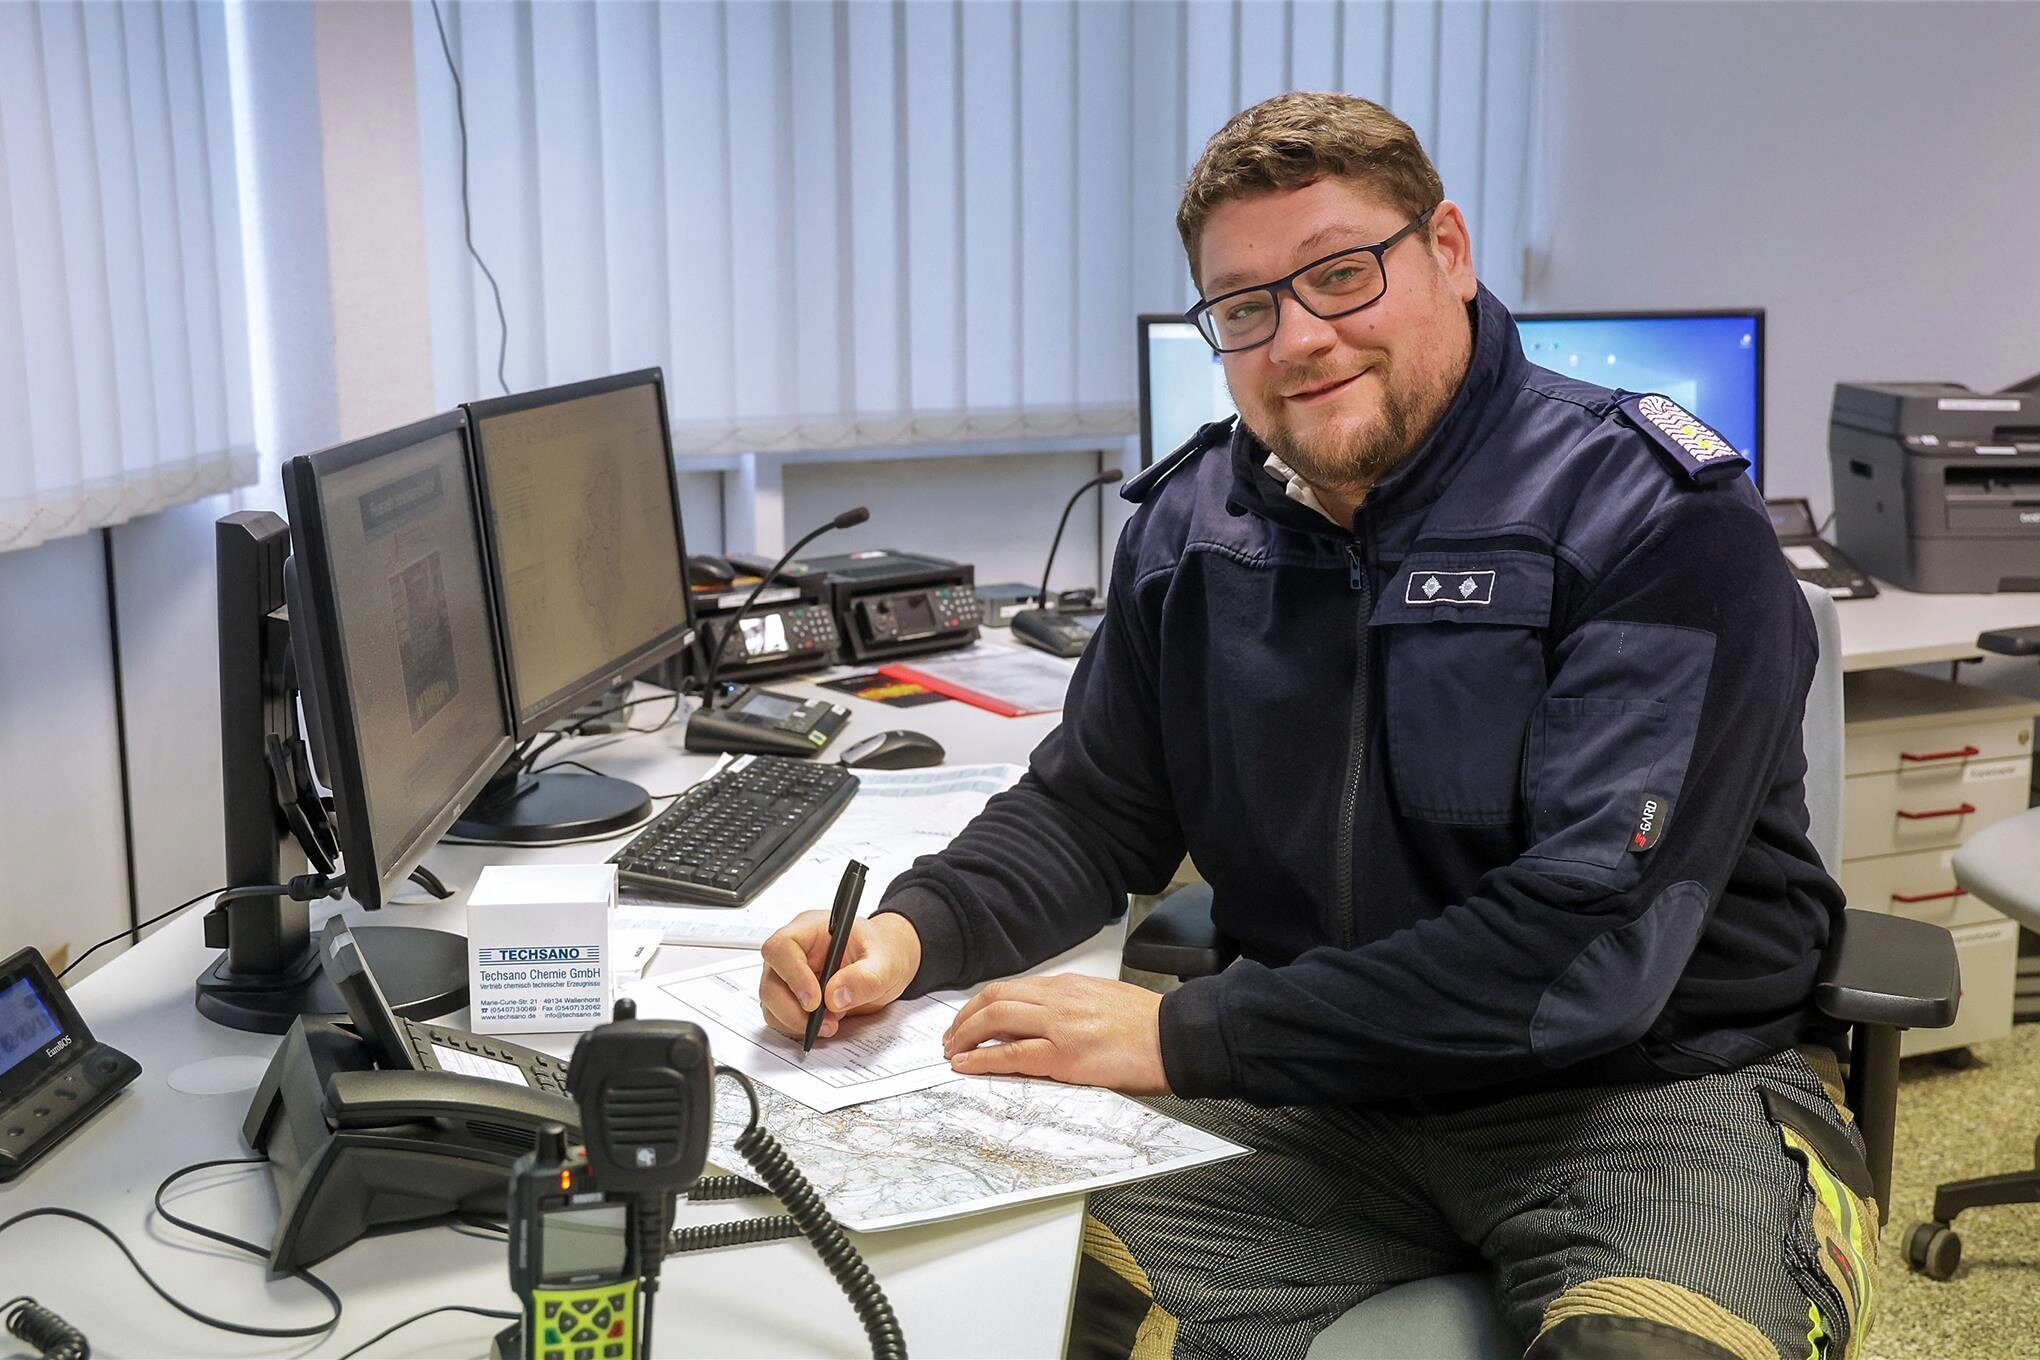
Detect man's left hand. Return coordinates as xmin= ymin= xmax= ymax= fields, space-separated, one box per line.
xmin=941 ymin=974 xmax=1171 ymax=1095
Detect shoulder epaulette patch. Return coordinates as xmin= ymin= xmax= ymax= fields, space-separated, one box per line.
xmin=1121 ymin=415 xmax=1238 ymax=504
xmin=1616 ymin=392 xmax=1750 ymax=487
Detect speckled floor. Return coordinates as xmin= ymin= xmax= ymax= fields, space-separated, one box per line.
xmin=1868 ymin=1023 xmax=2040 ymax=1360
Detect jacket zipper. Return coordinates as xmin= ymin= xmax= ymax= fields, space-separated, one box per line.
xmin=1336 ymin=536 xmax=1373 ymax=950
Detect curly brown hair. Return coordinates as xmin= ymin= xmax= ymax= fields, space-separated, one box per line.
xmin=1177 ymin=92 xmax=1444 ymax=288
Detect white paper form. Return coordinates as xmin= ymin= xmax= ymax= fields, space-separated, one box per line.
xmin=612 ymin=763 xmax=1024 ymax=948
xmin=634 ymin=955 xmax=964 ymax=1112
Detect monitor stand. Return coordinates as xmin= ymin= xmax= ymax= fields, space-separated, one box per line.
xmin=205 ymin=510 xmax=470 ymax=1035
xmin=450 ymin=764 xmax=653 ymax=845
xmin=196 ymin=923 xmax=467 ymax=1034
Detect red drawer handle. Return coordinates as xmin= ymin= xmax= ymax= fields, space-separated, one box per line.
xmin=1899 ymin=746 xmax=1981 ymax=763
xmin=1895 ymin=803 xmax=1977 ymax=821
xmin=1890 ymin=887 xmax=1968 ymax=904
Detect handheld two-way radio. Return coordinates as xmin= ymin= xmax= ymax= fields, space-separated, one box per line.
xmin=496 ymin=1000 xmax=714 ymax=1360
xmin=504 ymin=1127 xmax=639 ymax=1360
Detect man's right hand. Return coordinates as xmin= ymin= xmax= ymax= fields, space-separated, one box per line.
xmin=759 ymin=910 xmax=923 ymax=1041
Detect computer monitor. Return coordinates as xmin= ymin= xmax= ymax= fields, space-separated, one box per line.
xmin=190 ymin=411 xmax=509 ymax=1031
xmin=1515 ymin=310 xmax=1765 ymax=491
xmin=1139 ymin=314 xmax=1237 ymax=469
xmin=283 ymin=410 xmax=517 ymax=911
xmin=1141 ymin=308 xmax=1767 ymax=492
xmin=457 ymin=369 xmax=694 ymax=842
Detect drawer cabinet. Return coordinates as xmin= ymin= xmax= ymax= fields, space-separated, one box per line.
xmin=1843 ymin=670 xmax=2040 ymax=1056
xmin=1838 ymin=847 xmax=2003 ymax=931
xmin=1841 ymin=757 xmax=2029 ymax=859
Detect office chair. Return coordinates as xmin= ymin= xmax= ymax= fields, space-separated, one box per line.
xmin=1124 ymin=581 xmax=1959 ymax=1356
xmin=1908 ymin=726 xmax=2040 ymax=1279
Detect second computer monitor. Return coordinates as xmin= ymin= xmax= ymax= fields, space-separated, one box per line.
xmin=1515 ymin=309 xmax=1765 ymax=491
xmin=1139 ymin=314 xmax=1238 ymax=470
xmin=464 ymin=369 xmax=694 ymax=739
xmin=1141 ymin=308 xmax=1765 ymax=492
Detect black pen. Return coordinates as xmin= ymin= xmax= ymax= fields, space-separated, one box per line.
xmin=803 ymin=859 xmax=868 ymax=1054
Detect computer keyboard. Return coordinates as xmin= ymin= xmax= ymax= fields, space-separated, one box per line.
xmin=610 ymin=756 xmax=859 ymax=906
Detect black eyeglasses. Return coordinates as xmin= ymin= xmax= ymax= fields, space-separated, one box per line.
xmin=1187 ymin=205 xmax=1438 ymax=354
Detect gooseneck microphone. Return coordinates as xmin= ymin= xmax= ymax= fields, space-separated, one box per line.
xmin=696 ymin=506 xmax=870 ymax=710
xmin=1010 ymin=468 xmax=1122 ymax=658
xmin=1036 ymin=467 xmax=1122 ymax=614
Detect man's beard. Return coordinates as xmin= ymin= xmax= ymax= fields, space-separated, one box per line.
xmin=1246 ymin=356 xmax=1458 ymax=499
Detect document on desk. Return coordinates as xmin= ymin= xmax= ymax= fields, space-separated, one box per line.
xmin=879 ymin=640 xmax=1076 ymax=717
xmin=632 ymin=955 xmax=964 ymax=1111
xmin=611 ymin=763 xmax=1025 ymax=949
xmin=704 ymin=1075 xmax=1250 ymax=1232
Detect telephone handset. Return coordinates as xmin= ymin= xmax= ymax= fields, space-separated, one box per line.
xmin=320 ymin=916 xmax=571 ymax=1093
xmin=243 ymin=918 xmax=580 ymax=1271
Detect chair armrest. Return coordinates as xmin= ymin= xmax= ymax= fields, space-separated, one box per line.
xmin=1977 ymin=625 xmax=2040 ymax=657
xmin=1123 ymin=883 xmax=1237 ymax=980
xmin=1814 ymin=908 xmax=1960 ymax=1031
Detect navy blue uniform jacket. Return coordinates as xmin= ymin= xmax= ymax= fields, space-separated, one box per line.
xmin=875 ymin=285 xmax=1848 ymax=1105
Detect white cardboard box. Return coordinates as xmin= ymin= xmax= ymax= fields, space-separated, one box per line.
xmin=466 ymin=863 xmax=616 ymax=1034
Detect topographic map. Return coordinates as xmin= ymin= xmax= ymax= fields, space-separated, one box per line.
xmin=708 ymin=1076 xmax=1247 ymax=1231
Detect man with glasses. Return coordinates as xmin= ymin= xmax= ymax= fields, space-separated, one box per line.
xmin=761 ymin=93 xmax=1871 ymax=1360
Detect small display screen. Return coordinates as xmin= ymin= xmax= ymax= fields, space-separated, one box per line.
xmin=0 ymin=976 xmax=64 ymax=1079
xmin=1766 ymin=499 xmax=1816 ymax=538
xmin=737 ymin=613 xmax=789 ymax=656
xmin=889 ymin=595 xmax=937 ymax=634
xmin=431 ymin=1045 xmax=529 ymax=1086
xmin=540 ymin=1203 xmax=630 ymax=1283
xmin=740 ymin=690 xmax=802 ymax=722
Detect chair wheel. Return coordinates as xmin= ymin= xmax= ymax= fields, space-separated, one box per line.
xmin=1932 ymin=1046 xmax=1980 ymax=1071
xmin=1906 ymin=1221 xmax=1961 ymax=1280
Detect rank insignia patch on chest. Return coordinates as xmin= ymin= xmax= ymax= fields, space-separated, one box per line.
xmin=1404 ymin=569 xmax=1496 ymax=606
xmin=1623 ymin=393 xmax=1751 ymax=486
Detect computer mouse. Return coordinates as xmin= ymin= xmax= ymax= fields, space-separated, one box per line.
xmin=687 ymin=554 xmax=736 ymax=586
xmin=839 ymin=729 xmax=946 ymax=770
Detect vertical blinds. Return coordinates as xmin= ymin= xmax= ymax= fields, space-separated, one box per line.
xmin=415 ymin=0 xmax=1540 ymax=458
xmin=0 ymin=0 xmax=255 ymax=555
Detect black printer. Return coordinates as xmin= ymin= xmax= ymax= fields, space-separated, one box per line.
xmin=1829 ymin=380 xmax=2040 ymax=593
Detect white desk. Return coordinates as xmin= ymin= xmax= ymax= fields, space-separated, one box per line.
xmin=1834 ymin=581 xmax=2040 ymax=672
xmin=3 ymin=669 xmax=1102 ymax=1359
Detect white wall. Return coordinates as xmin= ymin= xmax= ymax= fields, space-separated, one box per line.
xmin=0 ymin=533 xmax=130 ymax=967
xmin=784 ymin=448 xmax=1118 ymax=598
xmin=1530 ymin=1 xmax=2040 ymax=522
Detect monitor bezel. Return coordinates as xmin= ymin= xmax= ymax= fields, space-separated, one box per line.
xmin=463 ymin=368 xmax=696 ymax=741
xmin=283 ymin=409 xmax=517 ymax=912
xmin=1514 ymin=308 xmax=1766 ymax=494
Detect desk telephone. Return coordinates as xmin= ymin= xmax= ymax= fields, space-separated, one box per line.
xmin=245 ymin=918 xmax=906 ymax=1355
xmin=0 ymin=947 xmax=142 ymax=1182
xmin=244 ymin=917 xmax=581 ymax=1270
xmin=1766 ymin=497 xmax=1879 ymax=599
